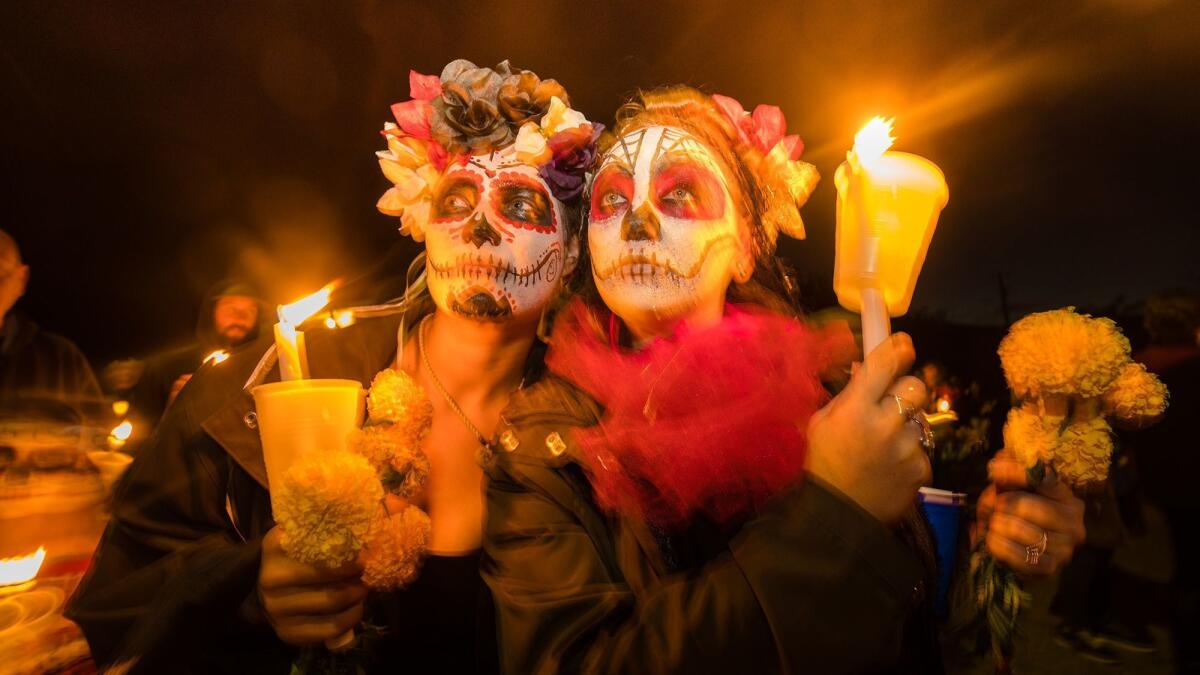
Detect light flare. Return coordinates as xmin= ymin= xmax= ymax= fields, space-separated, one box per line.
xmin=852 ymin=116 xmax=895 ymax=167
xmin=110 ymin=420 xmax=133 ymax=441
xmin=279 ymin=284 xmax=335 ymax=326
xmin=0 ymin=547 xmax=46 ymax=587
xmin=204 ymin=350 xmax=230 ymax=365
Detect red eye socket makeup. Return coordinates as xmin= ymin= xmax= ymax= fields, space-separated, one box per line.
xmin=651 ymin=162 xmax=725 ymax=220
xmin=589 ymin=168 xmax=634 ymax=221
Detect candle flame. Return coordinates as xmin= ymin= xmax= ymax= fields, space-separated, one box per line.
xmin=111 ymin=420 xmax=133 ymax=441
xmin=334 ymin=310 xmax=355 ymax=328
xmin=204 ymin=350 xmax=230 ymax=365
xmin=853 ymin=116 xmax=896 ymax=166
xmin=278 ymin=284 xmax=335 ymax=326
xmin=937 ymin=397 xmax=951 ymax=413
xmin=111 ymin=399 xmax=130 ymax=416
xmin=0 ymin=547 xmax=46 ymax=587
xmin=324 ymin=316 xmax=337 ymax=329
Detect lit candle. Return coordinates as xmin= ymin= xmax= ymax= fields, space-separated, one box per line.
xmin=0 ymin=547 xmax=46 ymax=588
xmin=108 ymin=420 xmax=133 ymax=449
xmin=274 ymin=285 xmax=334 ymax=381
xmin=834 ymin=117 xmax=949 ymax=353
xmin=203 ymin=349 xmax=230 ymax=365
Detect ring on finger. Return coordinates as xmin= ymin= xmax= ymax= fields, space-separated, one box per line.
xmin=1023 ymin=530 xmax=1048 ymax=566
xmin=893 ymin=395 xmax=935 ymax=453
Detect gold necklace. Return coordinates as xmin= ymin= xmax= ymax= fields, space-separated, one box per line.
xmin=417 ymin=315 xmax=524 ymax=451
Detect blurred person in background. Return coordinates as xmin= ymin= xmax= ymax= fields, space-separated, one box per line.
xmin=127 ymin=280 xmax=267 ymax=429
xmin=1133 ymin=289 xmax=1200 ymax=673
xmin=0 ymin=229 xmax=101 ymax=420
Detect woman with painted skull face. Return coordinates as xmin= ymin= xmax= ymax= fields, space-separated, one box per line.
xmin=251 ymin=61 xmax=598 ymax=674
xmin=481 ymin=87 xmax=1085 ymax=673
xmin=66 ymin=59 xmax=596 ymax=675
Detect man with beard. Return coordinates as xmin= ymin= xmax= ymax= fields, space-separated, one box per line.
xmin=127 ymin=280 xmax=266 ymax=430
xmin=66 ymin=60 xmax=597 ymax=674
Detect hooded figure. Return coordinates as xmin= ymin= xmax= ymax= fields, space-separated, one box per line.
xmin=128 ymin=280 xmax=269 ymax=429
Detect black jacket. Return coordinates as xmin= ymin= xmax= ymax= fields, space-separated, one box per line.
xmin=66 ymin=310 xmax=404 ymax=673
xmin=483 ymin=374 xmax=941 ymax=674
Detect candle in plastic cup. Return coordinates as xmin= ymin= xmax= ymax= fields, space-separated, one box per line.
xmin=251 ymin=377 xmax=365 ymax=651
xmin=833 ymin=152 xmax=949 ymax=318
xmin=250 ymin=379 xmax=366 ymax=502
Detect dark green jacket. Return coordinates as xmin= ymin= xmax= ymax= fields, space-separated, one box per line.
xmin=483 ymin=374 xmax=941 ymax=674
xmin=66 ymin=310 xmax=405 ymax=673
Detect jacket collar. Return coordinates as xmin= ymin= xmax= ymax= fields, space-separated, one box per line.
xmin=201 ymin=310 xmax=405 ymax=488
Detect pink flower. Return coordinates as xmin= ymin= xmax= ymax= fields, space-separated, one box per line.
xmin=390 ymin=99 xmax=434 ymax=140
xmin=408 ymin=70 xmax=442 ymax=101
xmin=711 ymin=93 xmax=804 ymax=160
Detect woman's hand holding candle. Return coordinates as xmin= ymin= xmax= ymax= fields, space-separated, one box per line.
xmin=806 ymin=333 xmax=932 ymax=525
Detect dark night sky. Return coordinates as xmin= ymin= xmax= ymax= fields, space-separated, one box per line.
xmin=2 ymin=0 xmax=1198 ymax=364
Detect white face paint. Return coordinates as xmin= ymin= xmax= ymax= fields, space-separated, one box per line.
xmin=588 ymin=125 xmax=744 ymax=331
xmin=424 ymin=145 xmax=570 ymax=322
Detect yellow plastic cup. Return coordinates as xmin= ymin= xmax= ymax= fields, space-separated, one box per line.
xmin=250 ymin=379 xmax=366 ymax=499
xmin=250 ymin=378 xmax=365 ymax=651
xmin=833 ymin=151 xmax=949 ymax=318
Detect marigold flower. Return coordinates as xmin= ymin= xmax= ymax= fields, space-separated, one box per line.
xmin=1049 ymin=418 xmax=1113 ymax=489
xmin=1103 ymin=362 xmax=1169 ymax=428
xmin=360 ymin=505 xmax=431 ymax=590
xmin=1003 ymin=403 xmax=1059 ymax=468
xmin=999 ymin=308 xmax=1130 ymax=399
xmin=347 ymin=422 xmax=430 ymax=498
xmin=367 ymin=368 xmax=433 ymax=436
xmin=274 ymin=452 xmax=383 ymax=568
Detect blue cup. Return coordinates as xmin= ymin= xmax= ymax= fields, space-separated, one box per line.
xmin=917 ymin=487 xmax=967 ymax=617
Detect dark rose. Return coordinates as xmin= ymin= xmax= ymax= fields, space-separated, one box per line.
xmin=539 ymin=123 xmax=603 ymax=202
xmin=430 ymin=60 xmax=513 ymax=154
xmin=498 ymin=71 xmax=569 ymax=126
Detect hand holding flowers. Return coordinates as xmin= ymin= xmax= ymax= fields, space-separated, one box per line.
xmin=257 ymin=368 xmax=434 ymax=648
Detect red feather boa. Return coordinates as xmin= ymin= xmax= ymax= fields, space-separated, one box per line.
xmin=546 ymin=300 xmax=854 ymax=527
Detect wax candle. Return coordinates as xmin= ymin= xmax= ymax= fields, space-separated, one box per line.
xmin=274 ymin=285 xmax=334 ymax=381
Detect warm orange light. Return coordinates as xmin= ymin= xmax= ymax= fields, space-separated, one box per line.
xmin=279 ymin=284 xmax=335 ymax=326
xmin=111 ymin=400 xmax=130 ymax=416
xmin=334 ymin=310 xmax=355 ymax=328
xmin=275 ymin=284 xmax=335 ymax=381
xmin=0 ymin=547 xmax=46 ymax=587
xmin=853 ymin=116 xmax=895 ymax=167
xmin=204 ymin=350 xmax=230 ymax=365
xmin=834 ymin=116 xmax=949 ymax=353
xmin=324 ymin=316 xmax=337 ymax=329
xmin=937 ymin=398 xmax=951 ymax=413
xmin=111 ymin=420 xmax=133 ymax=441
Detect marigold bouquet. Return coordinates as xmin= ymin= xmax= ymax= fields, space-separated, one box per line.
xmin=972 ymin=307 xmax=1167 ymax=671
xmin=273 ymin=368 xmax=433 ymax=591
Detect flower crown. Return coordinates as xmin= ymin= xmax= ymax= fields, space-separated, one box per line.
xmin=710 ymin=94 xmax=819 ymax=245
xmin=376 ymin=60 xmax=601 ymax=242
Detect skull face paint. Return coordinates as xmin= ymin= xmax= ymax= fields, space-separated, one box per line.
xmin=589 ymin=125 xmax=744 ymax=330
xmin=424 ymin=144 xmax=569 ymax=322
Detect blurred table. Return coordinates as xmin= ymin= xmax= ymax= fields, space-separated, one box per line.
xmin=1 ymin=467 xmax=108 ymax=675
